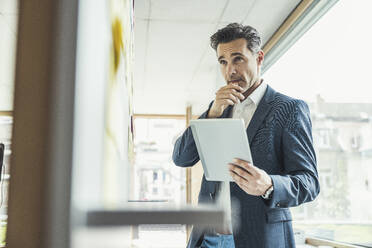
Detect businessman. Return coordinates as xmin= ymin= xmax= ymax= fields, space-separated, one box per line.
xmin=172 ymin=23 xmax=320 ymax=248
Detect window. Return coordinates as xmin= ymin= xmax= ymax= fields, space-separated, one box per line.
xmin=0 ymin=116 xmax=12 ymax=247
xmin=316 ymin=129 xmax=331 ymax=148
xmin=133 ymin=117 xmax=187 ymax=204
xmin=131 ymin=117 xmax=188 ymax=247
xmin=264 ymin=0 xmax=372 ymax=245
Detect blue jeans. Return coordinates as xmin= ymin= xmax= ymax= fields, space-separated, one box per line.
xmin=200 ymin=234 xmax=235 ymax=248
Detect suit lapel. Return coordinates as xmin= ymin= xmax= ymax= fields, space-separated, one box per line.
xmin=247 ymin=85 xmax=276 ymax=145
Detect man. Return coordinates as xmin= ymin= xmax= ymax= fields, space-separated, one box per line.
xmin=172 ymin=23 xmax=320 ymax=248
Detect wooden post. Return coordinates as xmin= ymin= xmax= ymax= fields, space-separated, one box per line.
xmin=262 ymin=0 xmax=314 ymax=54
xmin=6 ymin=0 xmax=78 ymax=247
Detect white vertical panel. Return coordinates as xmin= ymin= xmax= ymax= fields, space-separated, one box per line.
xmin=72 ymin=0 xmax=110 ymax=211
xmin=0 ymin=0 xmax=18 ymax=110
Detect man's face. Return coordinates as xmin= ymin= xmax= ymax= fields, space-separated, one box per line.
xmin=217 ymin=38 xmax=264 ymax=92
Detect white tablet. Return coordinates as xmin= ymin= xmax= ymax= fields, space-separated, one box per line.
xmin=190 ymin=119 xmax=253 ymax=181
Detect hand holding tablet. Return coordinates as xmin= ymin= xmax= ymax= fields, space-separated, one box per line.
xmin=190 ymin=119 xmax=253 ymax=181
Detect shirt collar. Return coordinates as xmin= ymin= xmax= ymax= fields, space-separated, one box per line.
xmin=241 ymin=80 xmax=267 ymax=106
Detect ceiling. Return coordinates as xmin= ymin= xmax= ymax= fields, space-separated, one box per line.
xmin=1 ymin=0 xmax=303 ymax=115
xmin=133 ymin=0 xmax=302 ymax=115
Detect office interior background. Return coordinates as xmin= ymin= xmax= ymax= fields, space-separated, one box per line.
xmin=0 ymin=0 xmax=372 ymax=247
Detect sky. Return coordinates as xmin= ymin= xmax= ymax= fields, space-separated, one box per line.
xmin=264 ymin=0 xmax=372 ymax=103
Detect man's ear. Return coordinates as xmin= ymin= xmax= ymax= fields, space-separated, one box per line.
xmin=256 ymin=50 xmax=264 ymax=66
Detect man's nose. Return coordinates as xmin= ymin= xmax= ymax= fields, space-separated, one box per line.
xmin=227 ymin=64 xmax=237 ymax=77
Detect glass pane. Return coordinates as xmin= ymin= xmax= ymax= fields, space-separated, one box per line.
xmin=264 ymin=0 xmax=372 ymax=246
xmin=0 ymin=116 xmax=12 ymax=247
xmin=132 ymin=118 xmax=186 ymax=203
xmin=131 ymin=117 xmax=187 ymax=247
xmin=71 ymin=0 xmax=135 ymax=247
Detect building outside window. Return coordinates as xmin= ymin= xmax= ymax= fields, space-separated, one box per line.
xmin=264 ymin=0 xmax=372 ymax=246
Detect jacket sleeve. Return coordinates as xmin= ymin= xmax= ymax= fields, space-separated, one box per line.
xmin=265 ymin=100 xmax=320 ymax=208
xmin=172 ymin=101 xmax=214 ymax=167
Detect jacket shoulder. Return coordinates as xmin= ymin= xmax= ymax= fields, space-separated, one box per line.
xmin=272 ymin=91 xmax=309 ymax=111
xmin=269 ymin=91 xmax=310 ymax=127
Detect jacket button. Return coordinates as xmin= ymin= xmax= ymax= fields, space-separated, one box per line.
xmin=276 ymin=203 xmax=280 ymax=207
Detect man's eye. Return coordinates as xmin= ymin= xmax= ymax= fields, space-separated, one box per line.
xmin=219 ymin=60 xmax=227 ymax=65
xmin=234 ymin=57 xmax=244 ymax=62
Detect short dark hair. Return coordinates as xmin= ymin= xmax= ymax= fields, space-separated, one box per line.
xmin=210 ymin=23 xmax=261 ymax=53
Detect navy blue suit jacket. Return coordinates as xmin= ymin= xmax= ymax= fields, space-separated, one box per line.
xmin=172 ymin=85 xmax=320 ymax=248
